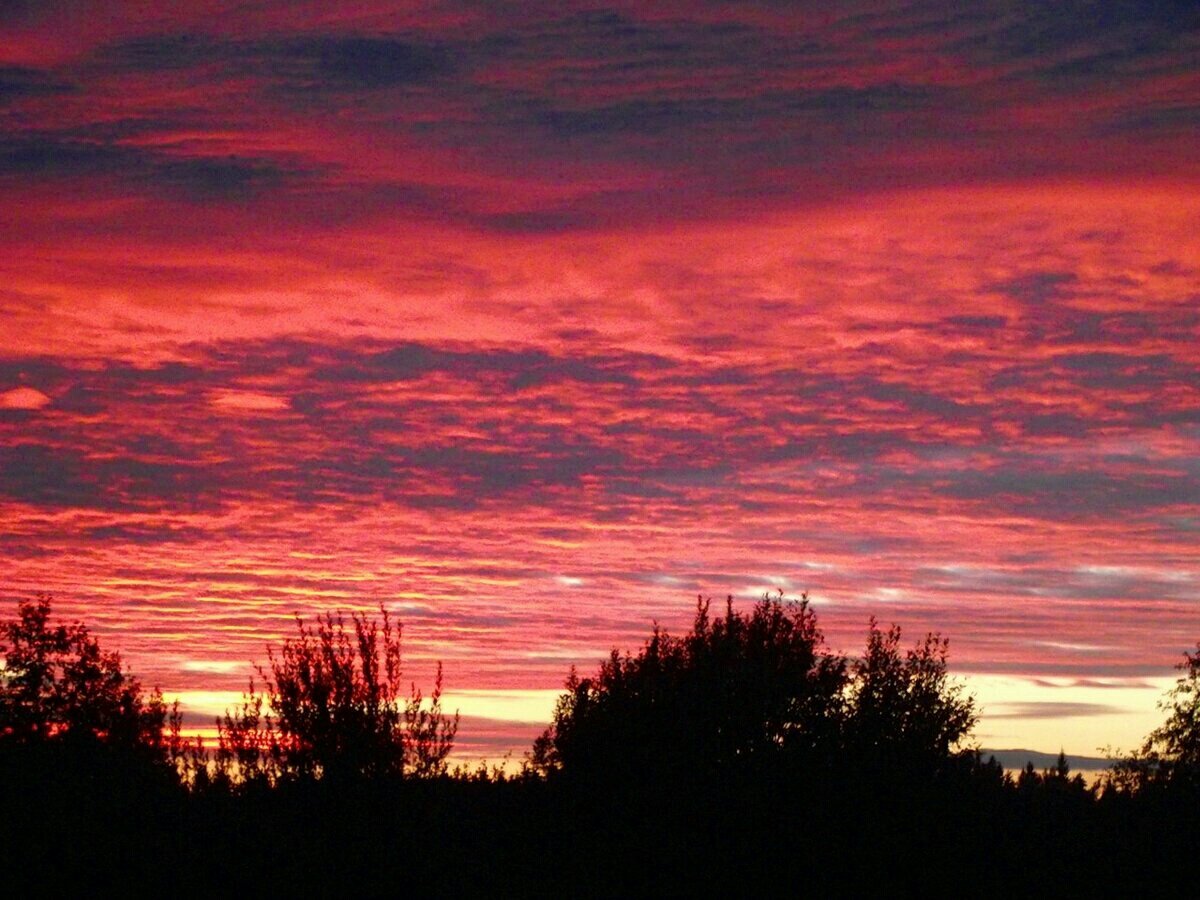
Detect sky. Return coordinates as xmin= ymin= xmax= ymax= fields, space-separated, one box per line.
xmin=1 ymin=1 xmax=1198 ymax=763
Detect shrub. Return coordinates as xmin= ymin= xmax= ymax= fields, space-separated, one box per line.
xmin=212 ymin=607 xmax=458 ymax=784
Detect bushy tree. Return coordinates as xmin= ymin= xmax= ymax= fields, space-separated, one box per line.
xmin=531 ymin=594 xmax=977 ymax=781
xmin=844 ymin=618 xmax=977 ymax=772
xmin=531 ymin=593 xmax=848 ymax=778
xmin=0 ymin=595 xmax=167 ymax=756
xmin=1107 ymin=644 xmax=1200 ymax=793
xmin=1144 ymin=644 xmax=1200 ymax=785
xmin=212 ymin=607 xmax=458 ymax=784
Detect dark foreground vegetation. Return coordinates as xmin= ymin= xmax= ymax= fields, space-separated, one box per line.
xmin=2 ymin=593 xmax=1197 ymax=895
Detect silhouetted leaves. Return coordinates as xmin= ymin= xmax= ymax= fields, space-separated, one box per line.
xmin=208 ymin=606 xmax=458 ymax=785
xmin=0 ymin=594 xmax=167 ymax=756
xmin=533 ymin=593 xmax=977 ymax=784
xmin=1105 ymin=643 xmax=1200 ymax=795
xmin=2 ymin=592 xmax=1198 ymax=894
xmin=532 ymin=593 xmax=847 ymax=780
xmin=846 ymin=618 xmax=977 ymax=774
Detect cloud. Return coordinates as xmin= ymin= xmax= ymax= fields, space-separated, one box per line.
xmin=101 ymin=33 xmax=226 ymax=72
xmin=985 ymin=271 xmax=1078 ymax=304
xmin=0 ymin=443 xmax=227 ymax=513
xmin=300 ymin=35 xmax=455 ymax=89
xmin=0 ymin=65 xmax=70 ymax=103
xmin=1 ymin=1 xmax=1198 ymax=762
xmin=0 ymin=136 xmax=127 ymax=177
xmin=209 ymin=390 xmax=291 ymax=412
xmin=81 ymin=522 xmax=213 ymax=544
xmin=942 ymin=315 xmax=1008 ymax=330
xmin=987 ymin=702 xmax=1125 ymax=720
xmin=936 ymin=465 xmax=1200 ymax=517
xmin=0 ymin=386 xmax=51 ymax=410
xmin=0 ymin=135 xmax=306 ymax=201
xmin=949 ymin=0 xmax=1200 ymax=78
xmin=315 ymin=343 xmax=642 ymax=389
xmin=99 ymin=30 xmax=457 ymax=94
xmin=1107 ymin=103 xmax=1200 ymax=135
xmin=1031 ymin=678 xmax=1158 ymax=691
xmin=142 ymin=154 xmax=297 ymax=202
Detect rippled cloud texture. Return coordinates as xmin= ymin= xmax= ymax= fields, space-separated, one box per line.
xmin=2 ymin=1 xmax=1198 ymax=759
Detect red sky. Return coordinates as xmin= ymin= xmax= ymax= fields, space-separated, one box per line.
xmin=2 ymin=1 xmax=1198 ymax=761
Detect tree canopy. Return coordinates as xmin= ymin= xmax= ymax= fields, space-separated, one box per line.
xmin=4 ymin=592 xmax=1200 ymax=894
xmin=212 ymin=607 xmax=458 ymax=784
xmin=846 ymin=619 xmax=978 ymax=771
xmin=1108 ymin=643 xmax=1200 ymax=793
xmin=531 ymin=594 xmax=847 ymax=778
xmin=531 ymin=593 xmax=977 ymax=781
xmin=0 ymin=595 xmax=167 ymax=755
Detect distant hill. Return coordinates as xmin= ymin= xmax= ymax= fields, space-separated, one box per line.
xmin=981 ymin=748 xmax=1111 ymax=772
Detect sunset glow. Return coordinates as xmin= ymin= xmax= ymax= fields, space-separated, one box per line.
xmin=2 ymin=1 xmax=1197 ymax=762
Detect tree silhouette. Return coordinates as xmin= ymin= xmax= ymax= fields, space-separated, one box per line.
xmin=532 ymin=595 xmax=978 ymax=783
xmin=0 ymin=595 xmax=167 ymax=756
xmin=530 ymin=593 xmax=849 ymax=779
xmin=213 ymin=606 xmax=458 ymax=784
xmin=3 ymin=591 xmax=1195 ymax=894
xmin=1107 ymin=643 xmax=1200 ymax=793
xmin=844 ymin=618 xmax=977 ymax=772
xmin=1051 ymin=749 xmax=1070 ymax=780
xmin=1143 ymin=644 xmax=1200 ymax=786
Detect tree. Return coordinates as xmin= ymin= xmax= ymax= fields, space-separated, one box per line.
xmin=1144 ymin=644 xmax=1200 ymax=786
xmin=1050 ymin=749 xmax=1070 ymax=781
xmin=531 ymin=595 xmax=979 ymax=782
xmin=1107 ymin=643 xmax=1200 ymax=793
xmin=530 ymin=593 xmax=848 ymax=779
xmin=0 ymin=595 xmax=167 ymax=756
xmin=844 ymin=619 xmax=977 ymax=772
xmin=213 ymin=607 xmax=458 ymax=784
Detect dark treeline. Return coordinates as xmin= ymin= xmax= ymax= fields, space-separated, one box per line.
xmin=1 ymin=593 xmax=1197 ymax=895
